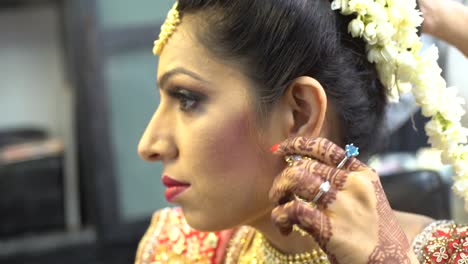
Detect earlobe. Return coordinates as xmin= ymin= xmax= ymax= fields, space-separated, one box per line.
xmin=284 ymin=76 xmax=327 ymax=138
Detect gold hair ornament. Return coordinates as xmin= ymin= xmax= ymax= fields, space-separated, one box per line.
xmin=153 ymin=2 xmax=180 ymax=55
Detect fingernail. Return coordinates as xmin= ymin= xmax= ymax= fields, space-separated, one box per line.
xmin=270 ymin=143 xmax=281 ymax=153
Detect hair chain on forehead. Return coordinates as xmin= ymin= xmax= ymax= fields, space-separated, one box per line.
xmin=153 ymin=2 xmax=180 ymax=55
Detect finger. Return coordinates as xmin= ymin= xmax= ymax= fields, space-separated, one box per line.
xmin=269 ymin=161 xmax=323 ymax=205
xmin=269 ymin=159 xmax=349 ymax=207
xmin=346 ymin=157 xmax=367 ymax=171
xmin=271 ymin=201 xmax=294 ymax=236
xmin=273 ymin=137 xmax=366 ymax=171
xmin=271 ymin=200 xmax=308 ymax=236
xmin=296 ymin=206 xmax=332 ymax=250
xmin=273 ymin=137 xmax=343 ymax=166
xmin=271 ymin=200 xmax=332 ymax=249
xmin=309 ymin=161 xmax=349 ymax=191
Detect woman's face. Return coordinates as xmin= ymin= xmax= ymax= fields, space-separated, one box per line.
xmin=138 ymin=15 xmax=286 ymax=231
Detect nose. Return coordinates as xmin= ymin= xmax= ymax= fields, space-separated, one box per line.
xmin=138 ymin=107 xmax=177 ymax=162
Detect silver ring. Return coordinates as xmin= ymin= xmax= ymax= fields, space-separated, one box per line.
xmin=294 ymin=181 xmax=331 ymax=206
xmin=311 ymin=181 xmax=331 ymax=203
xmin=336 ymin=143 xmax=359 ymax=169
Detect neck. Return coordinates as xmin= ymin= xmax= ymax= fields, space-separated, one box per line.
xmin=247 ymin=208 xmax=321 ymax=255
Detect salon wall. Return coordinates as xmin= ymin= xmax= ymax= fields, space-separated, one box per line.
xmin=0 ymin=5 xmax=70 ymax=138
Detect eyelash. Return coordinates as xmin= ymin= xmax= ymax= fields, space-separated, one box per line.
xmin=167 ymin=88 xmax=204 ymax=112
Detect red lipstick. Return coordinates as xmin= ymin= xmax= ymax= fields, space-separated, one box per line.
xmin=162 ymin=175 xmax=190 ymax=202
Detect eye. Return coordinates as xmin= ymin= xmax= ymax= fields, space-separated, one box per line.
xmin=167 ymin=88 xmax=205 ymax=112
xmin=178 ymin=95 xmax=198 ymax=111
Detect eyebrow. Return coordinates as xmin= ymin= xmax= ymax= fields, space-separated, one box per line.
xmin=158 ymin=67 xmax=210 ymax=89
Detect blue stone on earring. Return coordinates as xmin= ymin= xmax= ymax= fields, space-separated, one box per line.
xmin=337 ymin=143 xmax=359 ymax=169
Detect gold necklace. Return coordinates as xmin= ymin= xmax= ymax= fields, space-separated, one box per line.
xmin=236 ymin=230 xmax=330 ymax=264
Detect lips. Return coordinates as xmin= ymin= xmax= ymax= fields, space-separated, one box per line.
xmin=162 ymin=175 xmax=190 ymax=187
xmin=162 ymin=175 xmax=190 ymax=202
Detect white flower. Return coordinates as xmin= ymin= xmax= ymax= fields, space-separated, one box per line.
xmin=445 ymin=123 xmax=468 ymax=145
xmin=349 ymin=0 xmax=371 ymax=15
xmin=376 ymin=22 xmax=395 ymax=44
xmin=376 ymin=63 xmax=398 ymax=100
xmin=381 ymin=44 xmax=398 ymax=61
xmin=396 ymin=81 xmax=412 ymax=95
xmin=332 ymin=0 xmax=353 ymax=15
xmin=426 ymin=119 xmax=444 ymax=147
xmin=348 ymin=18 xmax=365 ymax=38
xmin=417 ymin=95 xmax=440 ymax=118
xmin=441 ymin=149 xmax=455 ymax=164
xmin=412 ymin=77 xmax=445 ymax=107
xmin=367 ymin=47 xmax=384 ymax=63
xmin=367 ymin=2 xmax=388 ymax=23
xmin=454 ymin=179 xmax=468 ymax=194
xmin=363 ymin=22 xmax=378 ymax=45
xmin=452 ymin=146 xmax=468 ymax=175
xmin=399 ymin=31 xmax=420 ymax=50
xmin=455 ymin=159 xmax=468 ymax=178
xmin=401 ymin=7 xmax=424 ymax=29
xmin=438 ymin=87 xmax=466 ymax=122
xmin=421 ymin=45 xmax=441 ymax=64
xmin=433 ymin=247 xmax=449 ymax=262
xmin=396 ymin=50 xmax=417 ymax=82
xmin=388 ymin=1 xmax=421 ymax=30
xmin=387 ymin=6 xmax=404 ymax=27
xmin=331 ymin=0 xmax=342 ymax=10
xmin=455 ymin=145 xmax=468 ymax=159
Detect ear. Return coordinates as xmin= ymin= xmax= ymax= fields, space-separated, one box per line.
xmin=282 ymin=76 xmax=327 ymax=138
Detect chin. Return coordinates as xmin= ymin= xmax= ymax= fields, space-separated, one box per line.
xmin=181 ymin=208 xmax=238 ymax=232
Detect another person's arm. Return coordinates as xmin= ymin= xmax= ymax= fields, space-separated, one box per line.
xmin=420 ymin=0 xmax=468 ymax=57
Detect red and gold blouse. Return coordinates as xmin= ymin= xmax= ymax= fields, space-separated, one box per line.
xmin=134 ymin=208 xmax=236 ymax=264
xmin=135 ymin=208 xmax=465 ymax=264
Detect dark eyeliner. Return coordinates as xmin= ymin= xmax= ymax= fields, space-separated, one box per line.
xmin=167 ymin=87 xmax=207 ymax=111
xmin=168 ymin=87 xmax=206 ymax=101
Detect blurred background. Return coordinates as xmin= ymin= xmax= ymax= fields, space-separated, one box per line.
xmin=0 ymin=0 xmax=466 ymax=264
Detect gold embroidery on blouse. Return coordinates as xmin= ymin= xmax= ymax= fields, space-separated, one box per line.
xmin=135 ymin=208 xmax=219 ymax=264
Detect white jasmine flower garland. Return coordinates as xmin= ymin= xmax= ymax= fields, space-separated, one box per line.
xmin=331 ymin=0 xmax=468 ymax=208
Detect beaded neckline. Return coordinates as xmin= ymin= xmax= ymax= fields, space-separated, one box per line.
xmin=225 ymin=227 xmax=330 ymax=264
xmin=251 ymin=231 xmax=330 ymax=264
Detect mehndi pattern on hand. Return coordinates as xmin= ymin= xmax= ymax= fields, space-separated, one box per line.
xmin=270 ymin=137 xmax=416 ymax=264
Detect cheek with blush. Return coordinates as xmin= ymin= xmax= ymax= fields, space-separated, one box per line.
xmin=179 ymin=110 xmax=274 ymax=230
xmin=202 ymin=112 xmax=263 ymax=173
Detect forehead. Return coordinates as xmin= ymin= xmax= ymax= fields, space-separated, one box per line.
xmin=157 ymin=15 xmax=252 ymax=90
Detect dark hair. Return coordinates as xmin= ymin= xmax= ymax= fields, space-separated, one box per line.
xmin=176 ymin=0 xmax=387 ymax=157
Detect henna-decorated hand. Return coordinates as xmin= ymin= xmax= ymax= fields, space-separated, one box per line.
xmin=269 ymin=137 xmax=420 ymax=264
